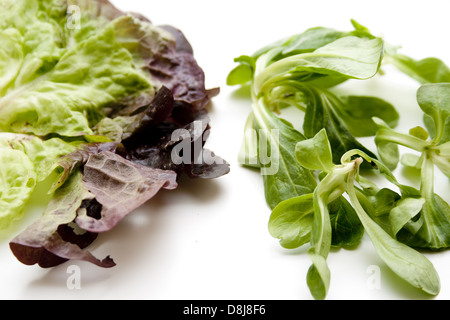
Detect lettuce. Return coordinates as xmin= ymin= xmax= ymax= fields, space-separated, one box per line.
xmin=0 ymin=133 xmax=76 ymax=229
xmin=0 ymin=0 xmax=161 ymax=137
xmin=10 ymin=153 xmax=178 ymax=268
xmin=0 ymin=0 xmax=228 ymax=268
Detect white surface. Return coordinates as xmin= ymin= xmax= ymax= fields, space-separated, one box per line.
xmin=1 ymin=0 xmax=450 ymax=300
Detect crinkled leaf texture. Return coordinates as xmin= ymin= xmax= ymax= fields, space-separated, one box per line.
xmin=119 ymin=89 xmax=230 ymax=180
xmin=148 ymin=24 xmax=220 ymax=114
xmin=10 ymin=152 xmax=178 ymax=268
xmin=3 ymin=0 xmax=228 ymax=268
xmin=76 ymin=151 xmax=178 ymax=233
xmin=0 ymin=0 xmax=218 ymax=138
xmin=0 ymin=1 xmax=154 ymax=136
xmin=0 ymin=133 xmax=77 ymax=229
xmin=9 ymin=171 xmax=113 ymax=268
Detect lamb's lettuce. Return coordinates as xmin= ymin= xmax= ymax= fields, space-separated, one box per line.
xmin=374 ymin=83 xmax=450 ymax=250
xmin=384 ymin=44 xmax=450 ymax=84
xmin=229 ymin=20 xmax=450 ymax=300
xmin=229 ymin=21 xmax=397 ymax=210
xmin=270 ymin=130 xmax=440 ymax=299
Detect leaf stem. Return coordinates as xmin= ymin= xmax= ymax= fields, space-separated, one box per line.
xmin=375 ymin=128 xmax=429 ymax=152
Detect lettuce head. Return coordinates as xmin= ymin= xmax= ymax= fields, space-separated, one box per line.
xmin=0 ymin=0 xmax=228 ymax=268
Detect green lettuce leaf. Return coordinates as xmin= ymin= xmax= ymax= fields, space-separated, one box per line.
xmin=0 ymin=133 xmax=77 ymax=229
xmin=0 ymin=0 xmax=174 ymax=137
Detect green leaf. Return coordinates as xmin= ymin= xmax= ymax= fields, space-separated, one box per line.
xmin=356 ymin=187 xmax=401 ymax=234
xmin=329 ymin=196 xmax=364 ymax=249
xmin=334 ymin=95 xmax=399 ymax=137
xmin=280 ymin=27 xmax=349 ymax=57
xmin=244 ymin=20 xmax=375 ymax=69
xmin=373 ymin=117 xmax=429 ymax=171
xmin=371 ymin=188 xmax=402 ymax=217
xmin=254 ymin=98 xmax=317 ymax=209
xmin=303 ymin=87 xmax=378 ymax=164
xmin=295 ymin=128 xmax=334 ymax=172
xmin=268 ymin=193 xmax=314 ymax=249
xmin=413 ymin=193 xmax=450 ymax=249
xmin=227 ymin=64 xmax=253 ymax=86
xmin=401 ymin=156 xmax=450 ymax=250
xmin=306 ymin=253 xmax=330 ymax=300
xmin=350 ymin=19 xmax=371 ymax=34
xmin=305 ymin=160 xmax=357 ymax=299
xmin=390 ymin=197 xmax=425 ymax=238
xmin=255 ymin=36 xmax=384 ymax=93
xmin=438 ymin=117 xmax=450 ymax=144
xmin=0 ymin=133 xmax=78 ymax=229
xmin=387 ymin=53 xmax=450 ymax=84
xmin=0 ymin=5 xmax=158 ymax=137
xmin=307 ymin=36 xmax=383 ymax=79
xmin=401 ymin=153 xmax=422 ymax=169
xmin=417 ymin=83 xmax=450 ymax=122
xmin=0 ymin=147 xmax=36 ymax=230
xmin=347 ymin=171 xmax=441 ymax=296
xmin=409 ymin=126 xmax=429 ymax=140
xmin=417 ymin=83 xmax=450 ymax=143
xmin=361 ymin=202 xmax=440 ymax=296
xmin=227 ymin=55 xmax=255 ymax=86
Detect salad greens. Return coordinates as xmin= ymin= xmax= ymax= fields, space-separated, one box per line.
xmin=0 ymin=134 xmax=77 ymax=230
xmin=374 ymin=83 xmax=450 ymax=250
xmin=280 ymin=130 xmax=440 ymax=299
xmin=0 ymin=1 xmax=151 ymax=137
xmin=0 ymin=0 xmax=229 ymax=268
xmin=229 ymin=20 xmax=450 ymax=299
xmin=229 ymin=20 xmax=399 ymax=210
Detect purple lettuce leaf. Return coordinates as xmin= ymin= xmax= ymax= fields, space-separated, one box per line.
xmin=75 ymin=151 xmax=178 ymax=233
xmin=9 ymin=171 xmax=115 ymax=268
xmin=54 ymin=142 xmax=119 ymax=190
xmin=146 ymin=24 xmax=220 ymax=114
xmin=121 ymin=112 xmax=230 ymax=180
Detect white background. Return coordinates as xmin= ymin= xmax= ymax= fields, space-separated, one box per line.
xmin=1 ymin=0 xmax=450 ymax=300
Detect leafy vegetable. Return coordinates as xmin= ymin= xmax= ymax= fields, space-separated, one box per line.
xmin=374 ymin=83 xmax=450 ymax=249
xmin=0 ymin=0 xmax=229 ymax=268
xmin=251 ymin=99 xmax=317 ymax=209
xmin=0 ymin=3 xmax=149 ymax=136
xmin=0 ymin=133 xmax=77 ymax=229
xmin=230 ymin=21 xmax=399 ymax=210
xmin=9 ymin=171 xmax=114 ymax=268
xmin=384 ymin=45 xmax=450 ymax=84
xmin=271 ymin=130 xmax=440 ymax=299
xmin=76 ymin=151 xmax=178 ymax=233
xmin=229 ymin=20 xmax=450 ymax=299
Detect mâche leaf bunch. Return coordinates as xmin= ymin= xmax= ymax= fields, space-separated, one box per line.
xmin=276 ymin=130 xmax=440 ymax=299
xmin=374 ymin=83 xmax=450 ymax=250
xmin=0 ymin=0 xmax=229 ymax=268
xmin=228 ymin=20 xmax=450 ymax=299
xmin=228 ymin=20 xmax=400 ymax=209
